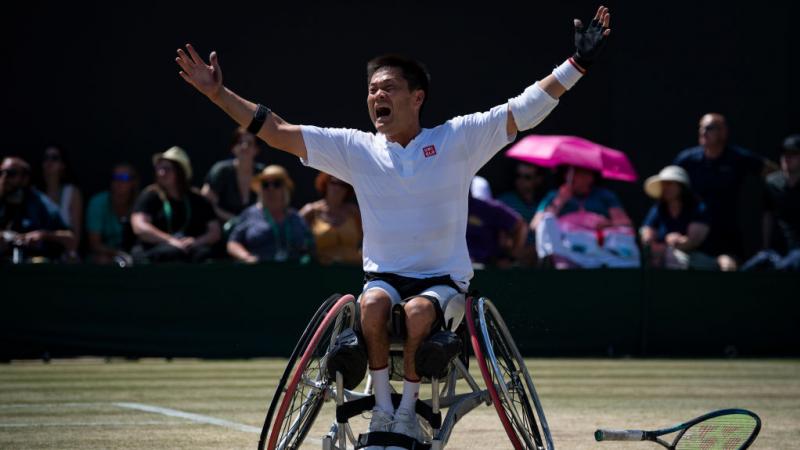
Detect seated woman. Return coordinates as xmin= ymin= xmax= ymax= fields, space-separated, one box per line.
xmin=130 ymin=147 xmax=221 ymax=263
xmin=201 ymin=127 xmax=264 ymax=223
xmin=300 ymin=172 xmax=362 ymax=265
xmin=38 ymin=145 xmax=83 ymax=253
xmin=640 ymin=165 xmax=717 ymax=270
xmin=86 ymin=163 xmax=139 ymax=265
xmin=530 ymin=166 xmax=639 ymax=268
xmin=227 ymin=165 xmax=313 ymax=263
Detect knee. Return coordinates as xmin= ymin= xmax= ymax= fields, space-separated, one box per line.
xmin=360 ymin=290 xmax=391 ymax=331
xmin=404 ymin=298 xmax=436 ymax=338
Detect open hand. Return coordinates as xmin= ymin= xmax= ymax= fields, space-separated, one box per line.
xmin=175 ymin=44 xmax=223 ymax=101
xmin=573 ymin=6 xmax=611 ymax=70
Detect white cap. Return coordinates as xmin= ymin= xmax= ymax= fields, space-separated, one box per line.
xmin=644 ymin=165 xmax=691 ymax=199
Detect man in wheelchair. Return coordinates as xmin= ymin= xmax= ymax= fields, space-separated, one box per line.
xmin=176 ymin=6 xmax=611 ymax=449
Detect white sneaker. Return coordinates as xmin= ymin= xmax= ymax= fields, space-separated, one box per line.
xmin=365 ymin=407 xmax=394 ymax=450
xmin=386 ymin=408 xmax=421 ymax=450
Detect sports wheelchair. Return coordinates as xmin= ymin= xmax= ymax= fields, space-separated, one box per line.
xmin=258 ymin=292 xmax=554 ymax=450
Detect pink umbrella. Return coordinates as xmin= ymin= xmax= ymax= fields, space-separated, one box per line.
xmin=505 ymin=135 xmax=638 ymax=182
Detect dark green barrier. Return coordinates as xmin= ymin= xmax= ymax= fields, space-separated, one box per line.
xmin=1 ymin=264 xmax=797 ymax=359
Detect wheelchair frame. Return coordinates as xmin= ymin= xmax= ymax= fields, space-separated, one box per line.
xmin=258 ymin=293 xmax=554 ymax=450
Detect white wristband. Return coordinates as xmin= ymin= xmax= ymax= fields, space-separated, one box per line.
xmin=552 ymin=58 xmax=584 ymax=91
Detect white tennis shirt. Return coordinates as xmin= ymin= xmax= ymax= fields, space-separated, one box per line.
xmin=300 ymin=95 xmax=557 ymax=289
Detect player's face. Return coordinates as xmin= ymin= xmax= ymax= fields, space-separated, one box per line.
xmin=367 ymin=67 xmax=424 ymax=137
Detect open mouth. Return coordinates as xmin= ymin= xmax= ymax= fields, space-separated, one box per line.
xmin=375 ymin=106 xmax=391 ymax=120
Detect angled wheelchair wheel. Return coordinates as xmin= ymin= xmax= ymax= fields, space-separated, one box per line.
xmin=466 ymin=297 xmax=554 ymax=450
xmin=259 ymin=293 xmax=357 ymax=450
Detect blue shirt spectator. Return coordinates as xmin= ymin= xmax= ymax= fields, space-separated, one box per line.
xmin=228 ymin=205 xmax=313 ymax=262
xmin=537 ymin=186 xmax=622 ymax=218
xmin=642 ymin=201 xmax=712 ymax=253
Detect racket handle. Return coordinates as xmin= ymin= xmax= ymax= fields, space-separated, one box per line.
xmin=595 ymin=429 xmax=645 ymax=441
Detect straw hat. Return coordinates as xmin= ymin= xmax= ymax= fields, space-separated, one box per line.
xmin=251 ymin=165 xmax=295 ymax=193
xmin=152 ymin=146 xmax=192 ymax=181
xmin=644 ymin=165 xmax=691 ymax=199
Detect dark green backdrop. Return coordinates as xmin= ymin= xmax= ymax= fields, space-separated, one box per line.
xmin=2 ymin=264 xmax=797 ymax=359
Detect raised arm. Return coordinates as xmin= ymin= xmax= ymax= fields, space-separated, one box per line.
xmin=176 ymin=44 xmax=307 ymax=159
xmin=506 ymin=5 xmax=611 ymax=136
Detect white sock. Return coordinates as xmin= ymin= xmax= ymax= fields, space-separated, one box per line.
xmin=370 ymin=367 xmax=393 ymax=413
xmin=399 ymin=378 xmax=420 ymax=412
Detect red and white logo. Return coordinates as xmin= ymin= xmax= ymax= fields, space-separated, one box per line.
xmin=423 ymin=145 xmax=437 ymax=157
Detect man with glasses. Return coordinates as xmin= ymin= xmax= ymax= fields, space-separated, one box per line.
xmin=0 ymin=156 xmax=76 ymax=262
xmin=673 ymin=113 xmax=779 ymax=270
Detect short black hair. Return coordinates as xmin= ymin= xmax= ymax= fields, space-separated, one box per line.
xmin=367 ymin=54 xmax=431 ymax=114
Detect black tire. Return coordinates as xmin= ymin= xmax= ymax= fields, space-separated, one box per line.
xmin=264 ymin=294 xmax=358 ymax=450
xmin=470 ymin=297 xmax=553 ymax=450
xmin=258 ymin=293 xmax=343 ymax=450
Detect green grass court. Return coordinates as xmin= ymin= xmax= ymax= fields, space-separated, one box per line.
xmin=0 ymin=359 xmax=797 ymax=449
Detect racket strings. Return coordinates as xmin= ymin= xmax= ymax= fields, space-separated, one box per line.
xmin=676 ymin=414 xmax=758 ymax=450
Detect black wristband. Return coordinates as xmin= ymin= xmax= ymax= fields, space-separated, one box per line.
xmin=247 ymin=104 xmax=271 ymax=134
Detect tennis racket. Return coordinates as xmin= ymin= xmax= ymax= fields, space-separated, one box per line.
xmin=595 ymin=408 xmax=761 ymax=449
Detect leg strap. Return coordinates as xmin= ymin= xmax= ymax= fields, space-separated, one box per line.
xmin=355 ymin=432 xmax=431 ymax=450
xmin=336 ymin=394 xmax=441 ymax=429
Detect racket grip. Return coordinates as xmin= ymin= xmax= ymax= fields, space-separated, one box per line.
xmin=595 ymin=429 xmax=645 ymax=441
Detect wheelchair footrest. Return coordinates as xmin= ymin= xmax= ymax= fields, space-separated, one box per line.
xmin=336 ymin=394 xmax=441 ymax=429
xmin=355 ymin=431 xmax=431 ymax=450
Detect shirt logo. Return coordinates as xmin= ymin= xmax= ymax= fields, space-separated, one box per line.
xmin=423 ymin=145 xmax=437 ymax=157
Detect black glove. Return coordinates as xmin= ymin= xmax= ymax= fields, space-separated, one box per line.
xmin=573 ymin=17 xmax=609 ymax=71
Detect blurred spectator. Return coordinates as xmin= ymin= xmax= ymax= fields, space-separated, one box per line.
xmin=640 ymin=166 xmax=717 ymax=270
xmin=531 ymin=166 xmax=639 ymax=268
xmin=130 ymin=147 xmax=220 ymax=263
xmin=470 ymin=175 xmax=493 ymax=200
xmin=673 ymin=113 xmax=779 ymax=270
xmin=467 ymin=190 xmax=527 ymax=268
xmin=498 ymin=162 xmax=547 ymax=265
xmin=1 ymin=156 xmax=76 ymax=262
xmin=38 ymin=145 xmax=83 ymax=248
xmin=86 ymin=163 xmax=139 ymax=265
xmin=299 ymin=172 xmax=361 ymax=265
xmin=201 ymin=128 xmax=264 ymax=223
xmin=227 ymin=165 xmax=313 ymax=263
xmin=742 ymin=135 xmax=800 ymax=271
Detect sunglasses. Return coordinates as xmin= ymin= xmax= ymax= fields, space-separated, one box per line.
xmin=0 ymin=168 xmax=24 ymax=178
xmin=262 ymin=179 xmax=284 ymax=189
xmin=112 ymin=173 xmax=134 ymax=182
xmin=43 ymin=154 xmax=62 ymax=162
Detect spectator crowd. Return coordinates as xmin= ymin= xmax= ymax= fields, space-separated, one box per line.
xmin=2 ymin=115 xmax=798 ymax=272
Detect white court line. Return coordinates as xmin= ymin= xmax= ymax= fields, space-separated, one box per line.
xmin=1 ymin=402 xmax=323 ymax=445
xmin=113 ymin=402 xmax=261 ymax=434
xmin=0 ymin=402 xmax=107 ymax=409
xmin=0 ymin=420 xmax=184 ymax=428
